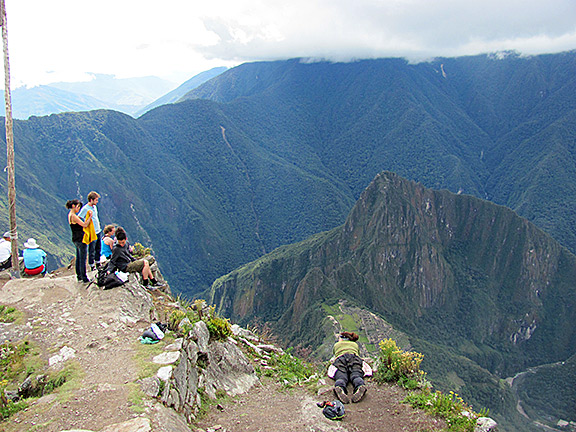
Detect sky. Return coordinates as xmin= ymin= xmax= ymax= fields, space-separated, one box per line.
xmin=4 ymin=0 xmax=576 ymax=89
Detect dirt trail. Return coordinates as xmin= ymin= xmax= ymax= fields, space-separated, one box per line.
xmin=195 ymin=379 xmax=447 ymax=432
xmin=0 ymin=268 xmax=187 ymax=432
xmin=0 ymin=269 xmax=448 ymax=432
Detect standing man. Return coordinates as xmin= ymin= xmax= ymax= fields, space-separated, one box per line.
xmin=0 ymin=231 xmax=12 ymax=271
xmin=79 ymin=191 xmax=102 ymax=271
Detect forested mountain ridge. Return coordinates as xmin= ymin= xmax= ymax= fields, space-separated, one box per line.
xmin=186 ymin=52 xmax=576 ymax=253
xmin=1 ymin=103 xmax=354 ymax=293
xmin=209 ymin=171 xmax=576 ymax=431
xmin=0 ymin=52 xmax=575 ymax=297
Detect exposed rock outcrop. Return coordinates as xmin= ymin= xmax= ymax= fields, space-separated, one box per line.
xmin=159 ymin=321 xmax=258 ymax=423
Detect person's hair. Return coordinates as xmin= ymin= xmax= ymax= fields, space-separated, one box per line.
xmin=340 ymin=331 xmax=359 ymax=342
xmin=115 ymin=227 xmax=127 ymax=241
xmin=87 ymin=191 xmax=100 ymax=202
xmin=103 ymin=224 xmax=116 ymax=235
xmin=66 ymin=199 xmax=82 ymax=209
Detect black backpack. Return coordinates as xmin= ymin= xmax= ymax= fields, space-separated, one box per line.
xmin=95 ymin=267 xmax=126 ymax=290
xmin=96 ymin=266 xmax=108 ymax=287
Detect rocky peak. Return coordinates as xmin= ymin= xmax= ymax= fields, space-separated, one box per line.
xmin=208 ymin=171 xmax=576 ymax=429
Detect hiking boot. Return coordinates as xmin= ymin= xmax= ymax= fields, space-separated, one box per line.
xmin=351 ymin=385 xmax=367 ymax=403
xmin=334 ymin=386 xmax=350 ymax=404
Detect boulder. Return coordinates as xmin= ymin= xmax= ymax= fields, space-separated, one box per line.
xmin=203 ymin=340 xmax=258 ymax=399
xmin=476 ymin=417 xmax=498 ymax=432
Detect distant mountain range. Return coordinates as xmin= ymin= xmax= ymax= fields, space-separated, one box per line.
xmin=209 ymin=171 xmax=576 ymax=431
xmin=2 ymin=69 xmax=226 ymax=119
xmin=135 ymin=67 xmax=228 ymax=116
xmin=0 ymin=51 xmax=573 ymax=432
xmin=1 ymin=51 xmax=575 ymax=303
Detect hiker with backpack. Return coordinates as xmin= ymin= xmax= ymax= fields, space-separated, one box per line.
xmin=107 ymin=227 xmax=161 ymax=288
xmin=331 ymin=331 xmax=367 ymax=404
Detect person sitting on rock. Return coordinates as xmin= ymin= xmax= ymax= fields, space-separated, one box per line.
xmin=331 ymin=331 xmax=367 ymax=404
xmin=100 ymin=224 xmax=116 ymax=260
xmin=22 ymin=238 xmax=47 ymax=276
xmin=107 ymin=227 xmax=160 ymax=288
xmin=0 ymin=231 xmax=13 ymax=271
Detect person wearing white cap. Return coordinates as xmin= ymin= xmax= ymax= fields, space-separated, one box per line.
xmin=22 ymin=238 xmax=47 ymax=276
xmin=0 ymin=231 xmax=12 ymax=271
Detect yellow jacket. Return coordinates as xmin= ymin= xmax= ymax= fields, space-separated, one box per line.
xmin=83 ymin=219 xmax=97 ymax=244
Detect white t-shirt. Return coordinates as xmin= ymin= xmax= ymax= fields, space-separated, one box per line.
xmin=0 ymin=239 xmax=11 ymax=262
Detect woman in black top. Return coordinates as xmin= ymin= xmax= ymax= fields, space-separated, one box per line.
xmin=66 ymin=199 xmax=92 ymax=282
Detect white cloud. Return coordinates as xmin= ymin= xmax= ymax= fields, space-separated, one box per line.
xmin=2 ymin=0 xmax=575 ymax=88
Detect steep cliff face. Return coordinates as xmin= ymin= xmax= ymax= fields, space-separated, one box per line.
xmin=210 ymin=171 xmax=576 ymax=378
xmin=209 ymin=171 xmax=576 ymax=429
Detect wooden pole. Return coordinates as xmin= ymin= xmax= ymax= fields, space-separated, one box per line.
xmin=1 ymin=0 xmax=19 ymax=275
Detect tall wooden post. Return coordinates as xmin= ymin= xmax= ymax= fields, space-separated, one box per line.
xmin=1 ymin=0 xmax=19 ymax=275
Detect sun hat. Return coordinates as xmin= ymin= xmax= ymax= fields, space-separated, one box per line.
xmin=3 ymin=231 xmax=10 ymax=239
xmin=24 ymin=238 xmax=39 ymax=249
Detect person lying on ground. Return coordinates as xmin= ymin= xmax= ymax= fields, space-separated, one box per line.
xmin=331 ymin=331 xmax=367 ymax=404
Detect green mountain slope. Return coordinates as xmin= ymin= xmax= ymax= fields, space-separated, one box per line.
xmin=187 ymin=53 xmax=576 ymax=256
xmin=1 ymin=52 xmax=575 ymax=298
xmin=209 ymin=171 xmax=576 ymax=431
xmin=0 ymin=105 xmax=353 ymax=292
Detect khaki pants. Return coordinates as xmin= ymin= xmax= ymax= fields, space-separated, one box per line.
xmin=126 ymin=256 xmax=155 ymax=273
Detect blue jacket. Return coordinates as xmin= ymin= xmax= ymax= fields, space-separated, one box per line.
xmin=23 ymin=248 xmax=46 ymax=269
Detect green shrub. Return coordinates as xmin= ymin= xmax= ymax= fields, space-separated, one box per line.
xmin=132 ymin=243 xmax=151 ymax=259
xmin=0 ymin=379 xmax=27 ymax=419
xmin=168 ymin=309 xmax=187 ymax=331
xmin=0 ymin=339 xmax=71 ymax=420
xmin=404 ymin=389 xmax=487 ymax=432
xmin=375 ymin=338 xmax=427 ymax=389
xmin=0 ymin=340 xmax=31 ymax=382
xmin=0 ymin=305 xmax=19 ymax=323
xmin=260 ymin=349 xmax=319 ymax=388
xmin=206 ymin=316 xmax=232 ymax=341
xmin=167 ymin=299 xmax=232 ymax=341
